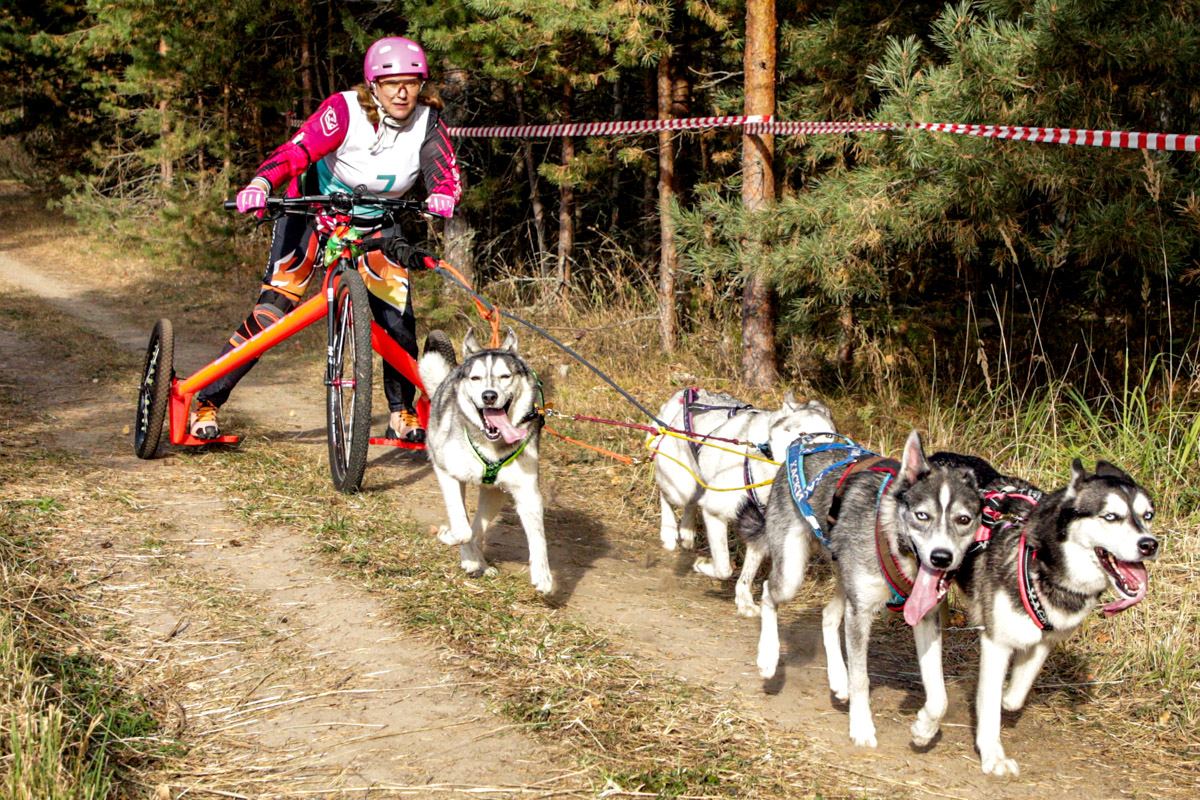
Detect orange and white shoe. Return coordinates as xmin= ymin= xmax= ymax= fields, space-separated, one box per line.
xmin=386 ymin=409 xmax=425 ymax=444
xmin=189 ymin=400 xmax=221 ymax=440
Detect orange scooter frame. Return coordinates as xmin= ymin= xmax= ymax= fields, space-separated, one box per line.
xmin=166 ymin=273 xmax=429 ymax=450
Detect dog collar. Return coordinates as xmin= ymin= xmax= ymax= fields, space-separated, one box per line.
xmin=1017 ymin=529 xmax=1054 ymax=630
xmin=867 ymin=463 xmax=913 ymax=611
xmin=464 ymin=427 xmax=530 ymax=485
xmin=972 ymin=487 xmax=1044 ymax=552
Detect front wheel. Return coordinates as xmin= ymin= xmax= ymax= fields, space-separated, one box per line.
xmin=133 ymin=318 xmax=174 ymax=459
xmin=327 ymin=267 xmax=373 ymax=493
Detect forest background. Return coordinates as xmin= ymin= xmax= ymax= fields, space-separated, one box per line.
xmin=2 ymin=0 xmax=1200 ymax=396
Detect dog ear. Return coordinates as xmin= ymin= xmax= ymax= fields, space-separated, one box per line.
xmin=899 ymin=429 xmax=930 ymax=485
xmin=462 ymin=328 xmax=483 ymax=357
xmin=1065 ymin=458 xmax=1089 ymax=500
xmin=1093 ymin=460 xmax=1132 ymax=483
xmin=805 ymin=398 xmax=832 ymax=418
xmin=781 ymin=389 xmax=799 ymax=412
xmin=499 ymin=326 xmax=519 ymax=354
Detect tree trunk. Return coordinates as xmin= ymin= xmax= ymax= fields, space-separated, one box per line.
xmin=441 ymin=68 xmax=475 ymax=289
xmin=609 ymin=77 xmax=623 ymax=237
xmin=158 ymin=39 xmax=173 ymax=188
xmin=300 ymin=36 xmax=314 ymax=117
xmin=222 ymin=84 xmax=231 ymax=184
xmin=555 ymin=85 xmax=574 ymax=302
xmin=657 ymin=57 xmax=678 ymax=353
xmin=740 ymin=0 xmax=778 ymax=389
xmin=517 ymin=92 xmax=548 ymax=276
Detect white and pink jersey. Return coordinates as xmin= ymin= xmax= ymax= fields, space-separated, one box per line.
xmin=254 ymin=91 xmax=461 ymax=217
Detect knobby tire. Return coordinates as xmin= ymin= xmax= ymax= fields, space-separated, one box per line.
xmin=327 ymin=267 xmax=373 ymax=493
xmin=134 ymin=318 xmax=174 ymax=459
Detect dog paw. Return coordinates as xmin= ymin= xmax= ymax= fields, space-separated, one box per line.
xmin=1001 ymin=693 xmax=1027 ymax=713
xmin=827 ymin=674 xmax=849 ymax=702
xmin=464 ymin=562 xmax=497 ymax=579
xmin=736 ymin=600 xmax=761 ymax=618
xmin=679 ymin=531 xmax=695 ymax=550
xmin=756 ymin=653 xmax=778 ymax=680
xmin=437 ymin=525 xmax=472 ymax=546
xmin=531 ymin=570 xmax=555 ymax=595
xmin=848 ymin=720 xmax=878 ymax=749
xmin=981 ymin=750 xmax=1020 ymax=777
xmin=910 ymin=714 xmax=940 ymax=747
xmin=692 ymin=558 xmax=730 ymax=580
xmin=660 ymin=537 xmax=679 ymax=552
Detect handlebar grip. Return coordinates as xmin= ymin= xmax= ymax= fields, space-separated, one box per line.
xmin=222 ymin=200 xmax=237 ymax=210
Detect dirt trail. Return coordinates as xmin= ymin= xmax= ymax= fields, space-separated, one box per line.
xmin=0 ymin=245 xmax=1180 ymax=799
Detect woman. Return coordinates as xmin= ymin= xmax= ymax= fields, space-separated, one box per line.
xmin=194 ymin=36 xmax=461 ymax=444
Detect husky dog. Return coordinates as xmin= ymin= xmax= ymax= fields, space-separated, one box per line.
xmin=696 ymin=393 xmax=837 ymax=615
xmin=418 ymin=327 xmax=553 ymax=594
xmin=738 ymin=430 xmax=983 ymax=748
xmin=650 ymin=387 xmax=754 ymax=553
xmin=954 ymin=459 xmax=1157 ymax=777
xmin=652 ymin=390 xmax=837 ymax=615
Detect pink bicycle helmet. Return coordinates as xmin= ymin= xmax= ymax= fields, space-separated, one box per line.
xmin=364 ymin=36 xmax=429 ymax=83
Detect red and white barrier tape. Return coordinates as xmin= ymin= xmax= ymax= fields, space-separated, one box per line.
xmin=446 ymin=114 xmax=770 ymax=138
xmin=746 ymin=120 xmax=1200 ymax=152
xmin=444 ymin=112 xmax=1199 ymax=152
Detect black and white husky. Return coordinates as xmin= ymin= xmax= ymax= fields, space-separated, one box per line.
xmin=738 ymin=430 xmax=983 ymax=748
xmin=418 ymin=327 xmax=552 ymax=594
xmin=954 ymin=459 xmax=1157 ymax=776
xmin=650 ymin=389 xmax=836 ymax=615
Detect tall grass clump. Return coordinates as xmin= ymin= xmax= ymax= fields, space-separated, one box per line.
xmin=0 ymin=614 xmax=111 ymax=800
xmin=0 ymin=501 xmax=161 ymax=799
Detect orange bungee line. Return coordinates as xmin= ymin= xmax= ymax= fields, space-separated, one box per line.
xmin=428 ymin=257 xmax=501 ymax=348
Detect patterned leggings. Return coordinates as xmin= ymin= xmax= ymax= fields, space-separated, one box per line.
xmin=197 ymin=214 xmax=419 ymax=412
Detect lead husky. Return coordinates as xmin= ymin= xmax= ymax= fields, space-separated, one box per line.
xmin=954 ymin=459 xmax=1157 ymax=777
xmin=738 ymin=430 xmax=983 ymax=748
xmin=651 ymin=390 xmax=837 ymax=616
xmin=418 ymin=327 xmax=553 ymax=594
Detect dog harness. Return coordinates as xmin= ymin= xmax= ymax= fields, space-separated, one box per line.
xmin=786 ymin=438 xmax=914 ymax=610
xmin=1016 ymin=529 xmax=1054 ymax=630
xmin=970 ymin=487 xmax=1054 ymax=629
xmin=742 ymin=442 xmax=773 ymax=511
xmin=681 ymin=387 xmax=754 ymax=459
xmin=971 ymin=486 xmax=1045 ymax=553
xmin=464 ymin=428 xmax=532 ymax=485
xmin=785 ymin=436 xmax=874 ymax=546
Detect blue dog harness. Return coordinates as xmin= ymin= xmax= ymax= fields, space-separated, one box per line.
xmin=785 ymin=435 xmax=875 ymax=546
xmin=786 ymin=436 xmax=912 ymax=610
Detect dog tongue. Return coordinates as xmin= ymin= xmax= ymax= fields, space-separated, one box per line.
xmin=1102 ymin=560 xmax=1148 ymax=617
xmin=482 ymin=407 xmax=527 ymax=444
xmin=904 ymin=564 xmax=945 ymax=626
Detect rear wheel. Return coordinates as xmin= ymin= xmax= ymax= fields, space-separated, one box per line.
xmin=327 ymin=267 xmax=373 ymax=493
xmin=133 ymin=318 xmax=174 ymax=459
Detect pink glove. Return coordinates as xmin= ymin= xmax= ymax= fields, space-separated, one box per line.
xmin=236 ymin=183 xmax=268 ymax=217
xmin=426 ymin=193 xmax=455 ymax=218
